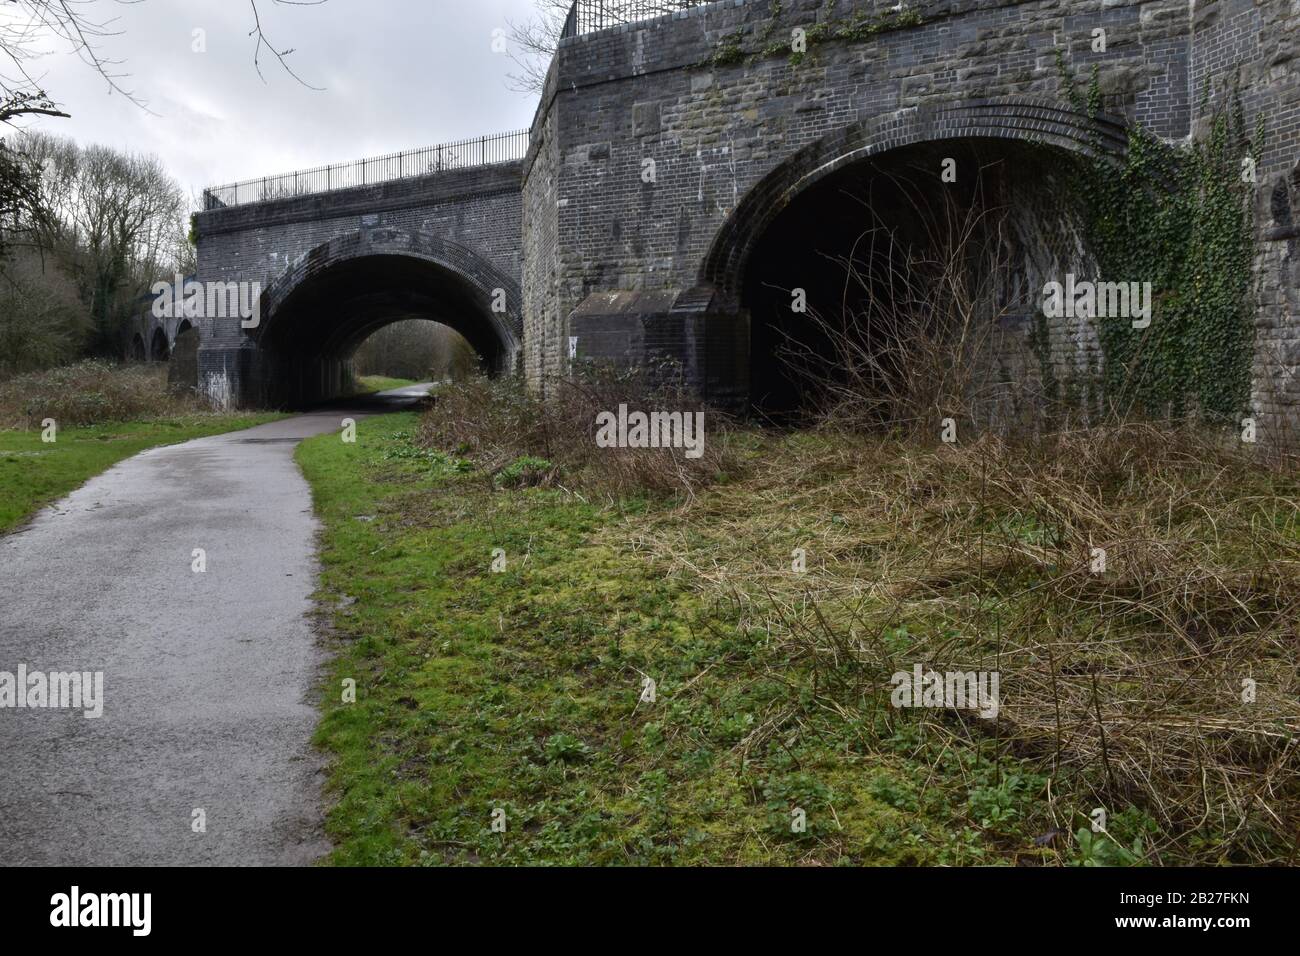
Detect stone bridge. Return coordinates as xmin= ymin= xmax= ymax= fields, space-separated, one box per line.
xmin=193 ymin=0 xmax=1300 ymax=428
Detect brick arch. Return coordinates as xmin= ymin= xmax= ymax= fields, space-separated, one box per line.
xmin=257 ymin=227 xmax=522 ymax=370
xmin=149 ymin=327 xmax=170 ymax=362
xmin=700 ymin=96 xmax=1129 ymax=301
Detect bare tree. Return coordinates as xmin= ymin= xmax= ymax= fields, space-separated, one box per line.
xmin=0 ymin=244 xmax=87 ymax=376
xmin=0 ymin=0 xmax=326 ymax=125
xmin=0 ymin=136 xmax=42 ymax=261
xmin=353 ymin=320 xmax=479 ymax=382
xmin=17 ymin=131 xmax=187 ymax=356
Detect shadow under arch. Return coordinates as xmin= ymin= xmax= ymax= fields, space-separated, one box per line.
xmin=683 ymin=95 xmax=1136 ymax=417
xmin=699 ymin=96 xmax=1129 ymax=304
xmin=149 ymin=327 xmax=170 ymax=362
xmin=253 ymin=228 xmax=523 ymax=407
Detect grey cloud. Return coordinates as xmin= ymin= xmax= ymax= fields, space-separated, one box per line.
xmin=10 ymin=0 xmax=541 ymax=205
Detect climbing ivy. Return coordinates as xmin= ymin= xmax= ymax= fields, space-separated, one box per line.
xmin=1055 ymin=56 xmax=1260 ymax=423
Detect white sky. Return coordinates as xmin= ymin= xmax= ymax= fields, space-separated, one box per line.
xmin=3 ymin=0 xmax=544 ymax=204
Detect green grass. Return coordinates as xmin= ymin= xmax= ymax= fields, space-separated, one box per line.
xmin=354 ymin=376 xmax=418 ymax=394
xmin=0 ymin=413 xmax=285 ymax=534
xmin=299 ymin=414 xmax=1066 ymax=866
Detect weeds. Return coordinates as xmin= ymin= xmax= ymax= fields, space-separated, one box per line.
xmin=418 ymin=369 xmax=740 ymax=499
xmin=639 ymin=423 xmax=1300 ymax=863
xmin=0 ymin=359 xmax=205 ymax=429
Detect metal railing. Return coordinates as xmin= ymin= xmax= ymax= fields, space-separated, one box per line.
xmin=202 ymin=129 xmax=530 ymax=210
xmin=561 ymin=0 xmax=712 ymax=39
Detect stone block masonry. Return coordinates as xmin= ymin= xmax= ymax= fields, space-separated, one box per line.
xmin=197 ymin=0 xmax=1299 ymax=434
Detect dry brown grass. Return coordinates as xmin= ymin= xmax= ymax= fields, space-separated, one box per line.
xmin=777 ymin=164 xmax=1051 ymax=436
xmin=0 ymin=359 xmax=205 ymax=429
xmin=418 ymin=370 xmax=740 ymax=500
xmin=632 ymin=421 xmax=1300 ymax=863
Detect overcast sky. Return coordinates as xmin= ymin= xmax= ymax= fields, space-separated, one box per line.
xmin=4 ymin=0 xmax=544 ymax=205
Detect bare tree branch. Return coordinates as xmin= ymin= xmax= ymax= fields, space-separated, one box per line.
xmin=0 ymin=0 xmax=328 ymax=125
xmin=248 ymin=0 xmax=327 ymax=92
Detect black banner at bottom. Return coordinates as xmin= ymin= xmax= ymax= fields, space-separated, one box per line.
xmin=0 ymin=865 xmax=1283 ymax=940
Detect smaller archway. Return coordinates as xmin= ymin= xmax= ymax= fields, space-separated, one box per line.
xmin=252 ymin=229 xmax=523 ymax=407
xmin=352 ymin=319 xmax=479 ymax=384
xmin=129 ymin=334 xmax=146 ymax=362
xmin=149 ymin=328 xmax=170 ymax=362
xmin=169 ymin=320 xmax=200 ymax=390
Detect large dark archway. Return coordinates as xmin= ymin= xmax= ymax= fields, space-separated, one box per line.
xmin=699 ymin=96 xmax=1128 ymax=419
xmin=254 ymin=229 xmax=522 ymax=407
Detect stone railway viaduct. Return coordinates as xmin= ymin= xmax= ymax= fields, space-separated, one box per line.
xmin=192 ymin=0 xmax=1300 ymax=430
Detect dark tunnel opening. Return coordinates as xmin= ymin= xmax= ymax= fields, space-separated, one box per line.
xmin=740 ymin=139 xmax=1086 ymax=424
xmin=149 ymin=327 xmax=170 ymax=363
xmin=257 ymin=253 xmax=514 ymax=407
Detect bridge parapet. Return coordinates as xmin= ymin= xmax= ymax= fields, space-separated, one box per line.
xmin=202 ymin=129 xmax=528 ymax=211
xmin=560 ymin=0 xmax=714 ymax=40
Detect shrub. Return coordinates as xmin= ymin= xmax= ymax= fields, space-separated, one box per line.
xmin=419 ymin=368 xmax=741 ymax=499
xmin=0 ymin=360 xmax=205 ymax=429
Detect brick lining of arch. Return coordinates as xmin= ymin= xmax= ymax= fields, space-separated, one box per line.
xmin=257 ymin=227 xmax=524 ymax=366
xmin=700 ymin=96 xmax=1129 ymax=302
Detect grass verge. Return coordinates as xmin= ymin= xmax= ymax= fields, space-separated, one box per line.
xmin=304 ymin=413 xmax=1264 ymax=866
xmin=354 ymin=376 xmax=418 ymax=394
xmin=0 ymin=413 xmax=285 ymax=534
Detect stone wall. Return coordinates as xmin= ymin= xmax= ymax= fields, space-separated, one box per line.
xmin=1189 ymin=0 xmax=1300 ymax=441
xmin=523 ymin=0 xmax=1202 ymax=403
xmin=192 ymin=162 xmax=523 ymax=405
xmin=520 ymin=0 xmax=1297 ymax=430
xmin=522 ymin=59 xmax=565 ymax=387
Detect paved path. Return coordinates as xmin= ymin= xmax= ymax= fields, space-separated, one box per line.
xmin=0 ymin=386 xmax=429 ymax=865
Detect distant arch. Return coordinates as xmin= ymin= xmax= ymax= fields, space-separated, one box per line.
xmin=250 ymin=228 xmax=523 ymax=406
xmin=257 ymin=228 xmax=521 ymax=369
xmin=149 ymin=327 xmax=170 ymax=362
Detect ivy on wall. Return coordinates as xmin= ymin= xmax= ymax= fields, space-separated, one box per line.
xmin=1057 ymin=57 xmax=1260 ymax=423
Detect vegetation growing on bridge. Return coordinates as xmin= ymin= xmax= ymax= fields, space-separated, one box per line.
xmin=709 ymin=0 xmax=925 ymax=69
xmin=1054 ymin=60 xmax=1260 ymax=423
